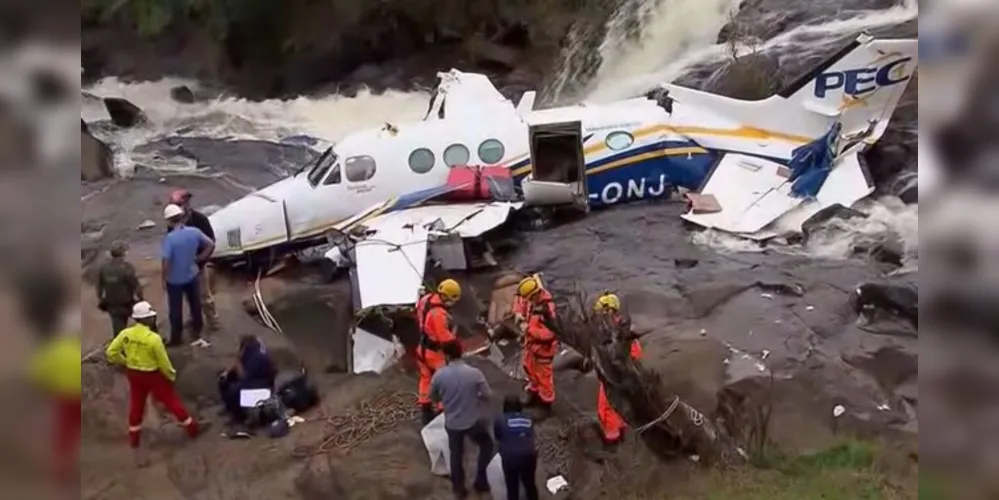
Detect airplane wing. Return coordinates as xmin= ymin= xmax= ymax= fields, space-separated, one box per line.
xmin=682 ymin=123 xmax=874 ymax=239
xmin=331 ymin=197 xmax=522 ymax=311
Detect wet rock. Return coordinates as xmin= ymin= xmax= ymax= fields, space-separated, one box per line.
xmin=705 ymin=52 xmax=782 ymax=100
xmin=851 ymin=236 xmax=904 ymax=267
xmin=843 ymin=346 xmax=917 ymax=396
xmin=852 ymin=277 xmax=917 ymax=328
xmin=889 ymin=171 xmax=918 ymax=205
xmin=801 ymin=203 xmax=867 ymax=239
xmin=674 ymin=258 xmax=699 ymax=269
xmin=170 ymin=85 xmax=196 ymax=104
xmin=718 ymin=0 xmax=901 ymax=43
xmin=81 ymin=119 xmax=114 ymax=181
xmin=103 ymin=97 xmax=146 ymax=128
xmin=465 ymin=35 xmax=521 ymax=70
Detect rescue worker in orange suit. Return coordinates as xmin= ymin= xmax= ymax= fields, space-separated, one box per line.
xmin=516 ymin=277 xmax=558 ymax=413
xmin=593 ymin=293 xmax=643 ymax=444
xmin=416 ymin=279 xmax=463 ymax=425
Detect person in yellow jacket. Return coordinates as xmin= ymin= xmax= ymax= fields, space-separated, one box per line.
xmin=106 ymin=301 xmax=202 ymax=457
xmin=29 ymin=308 xmax=82 ymax=486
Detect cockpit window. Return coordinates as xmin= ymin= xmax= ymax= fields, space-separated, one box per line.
xmin=323 ymin=163 xmax=342 ymax=185
xmin=345 ymin=155 xmax=377 ymax=182
xmin=306 ymin=147 xmax=338 ymax=187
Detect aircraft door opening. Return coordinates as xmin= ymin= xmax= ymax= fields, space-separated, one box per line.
xmin=522 ymin=121 xmax=588 ymax=210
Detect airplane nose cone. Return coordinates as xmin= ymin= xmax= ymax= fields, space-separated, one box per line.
xmin=209 ymin=190 xmax=289 ymax=257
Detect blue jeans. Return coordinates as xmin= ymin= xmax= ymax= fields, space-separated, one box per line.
xmin=166 ymin=279 xmax=203 ymax=343
xmin=447 ymin=421 xmax=493 ymax=497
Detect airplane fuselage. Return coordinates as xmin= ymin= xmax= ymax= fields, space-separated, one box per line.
xmin=208 ymin=74 xmax=821 ymax=259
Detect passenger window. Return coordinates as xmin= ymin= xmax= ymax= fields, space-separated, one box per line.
xmin=443 ymin=143 xmax=470 ymax=167
xmin=408 ymin=148 xmax=435 ymax=174
xmin=345 ymin=156 xmax=377 ymax=182
xmin=477 ymin=139 xmax=505 ymax=164
xmin=323 ymin=164 xmax=342 ymax=185
xmin=606 ymin=131 xmax=634 ymax=151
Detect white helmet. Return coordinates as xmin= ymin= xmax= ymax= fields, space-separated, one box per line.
xmin=132 ymin=301 xmax=157 ymax=319
xmin=163 ymin=204 xmax=185 ymax=220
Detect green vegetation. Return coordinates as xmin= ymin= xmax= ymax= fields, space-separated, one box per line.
xmin=685 ymin=441 xmax=916 ymax=500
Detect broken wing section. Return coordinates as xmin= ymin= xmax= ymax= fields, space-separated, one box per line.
xmin=682 ymin=123 xmax=874 ymax=239
xmin=681 ymin=154 xmax=803 ymax=236
xmin=347 ymin=201 xmax=522 ymax=311
xmin=352 ymin=225 xmax=430 ymax=310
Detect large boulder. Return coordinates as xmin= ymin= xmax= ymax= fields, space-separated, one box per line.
xmin=103 ymin=97 xmax=146 ymax=128
xmin=81 ymin=119 xmax=113 ymax=181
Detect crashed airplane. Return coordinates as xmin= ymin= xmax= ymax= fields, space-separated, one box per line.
xmin=210 ymin=32 xmax=917 ymax=316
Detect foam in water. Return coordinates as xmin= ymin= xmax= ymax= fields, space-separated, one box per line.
xmin=586 ymin=0 xmax=742 ymax=101
xmin=83 ymin=77 xmax=430 ymax=174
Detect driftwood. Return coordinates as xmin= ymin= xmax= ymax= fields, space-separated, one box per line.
xmin=552 ymin=292 xmax=746 ymax=465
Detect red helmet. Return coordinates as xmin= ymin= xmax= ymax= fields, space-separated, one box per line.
xmin=169 ymin=189 xmax=192 ymax=205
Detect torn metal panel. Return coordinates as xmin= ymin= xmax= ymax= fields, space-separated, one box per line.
xmin=681 ymin=153 xmax=803 ymax=235
xmin=353 ymin=226 xmax=429 ymax=309
xmin=343 ymin=201 xmax=521 ymax=310
xmin=352 ymin=327 xmax=403 ymax=374
xmin=429 ymin=233 xmax=467 ymax=270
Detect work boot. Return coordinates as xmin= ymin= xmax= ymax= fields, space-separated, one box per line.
xmin=420 ymin=403 xmax=436 ymax=426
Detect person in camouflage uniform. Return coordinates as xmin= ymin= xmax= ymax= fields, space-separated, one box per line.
xmin=96 ymin=240 xmax=143 ymax=337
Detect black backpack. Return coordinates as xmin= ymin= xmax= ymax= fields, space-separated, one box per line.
xmin=277 ymin=370 xmax=320 ymax=414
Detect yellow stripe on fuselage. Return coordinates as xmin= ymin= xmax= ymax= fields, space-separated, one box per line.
xmin=511 ymin=123 xmax=811 ymax=177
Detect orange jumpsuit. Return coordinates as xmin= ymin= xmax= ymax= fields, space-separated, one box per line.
xmin=522 ymin=291 xmax=558 ymax=404
xmin=597 ymin=314 xmax=643 ymax=442
xmin=416 ymin=293 xmax=458 ymax=405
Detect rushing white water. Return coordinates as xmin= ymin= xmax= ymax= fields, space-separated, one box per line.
xmin=586 ymin=0 xmax=919 ymax=101
xmin=78 ymin=0 xmax=918 ymax=258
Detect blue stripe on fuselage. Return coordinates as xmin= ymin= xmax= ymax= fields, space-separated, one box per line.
xmin=508 ymin=141 xmax=794 ymax=209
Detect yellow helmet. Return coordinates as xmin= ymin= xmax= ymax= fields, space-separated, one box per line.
xmin=437 ymin=279 xmax=462 ymax=302
xmin=517 ymin=276 xmax=541 ymax=299
xmin=594 ymin=293 xmax=621 ymax=312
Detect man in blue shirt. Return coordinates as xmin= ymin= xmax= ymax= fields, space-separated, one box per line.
xmin=494 ymin=394 xmax=540 ymax=500
xmin=161 ymin=204 xmax=214 ymax=347
xmin=430 ymin=342 xmax=494 ymax=499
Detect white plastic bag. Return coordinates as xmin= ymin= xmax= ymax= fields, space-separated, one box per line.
xmin=421 ymin=413 xmax=451 ymax=476
xmin=486 ymin=453 xmax=530 ymax=500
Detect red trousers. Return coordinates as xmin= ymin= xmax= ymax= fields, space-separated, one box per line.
xmin=597 ymin=383 xmax=626 ymax=442
xmin=416 ymin=349 xmax=446 ymax=405
xmin=522 ymin=351 xmax=555 ymax=403
xmin=126 ymin=369 xmax=196 ymax=447
xmin=53 ymin=396 xmax=80 ymax=485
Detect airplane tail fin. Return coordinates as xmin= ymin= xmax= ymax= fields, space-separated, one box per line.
xmin=779 ymin=34 xmax=918 ymax=141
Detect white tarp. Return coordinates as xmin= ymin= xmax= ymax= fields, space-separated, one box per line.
xmin=486 ymin=453 xmax=530 ymax=500
xmin=351 ymin=327 xmax=402 ymax=374
xmin=421 ymin=413 xmax=451 ymax=476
